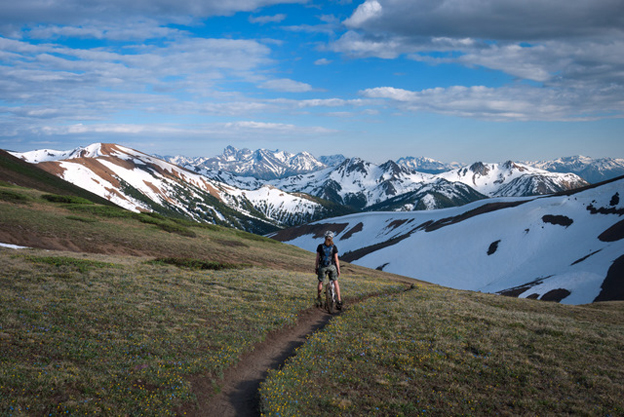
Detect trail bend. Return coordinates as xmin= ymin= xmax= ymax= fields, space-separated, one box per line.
xmin=183 ymin=306 xmax=335 ymax=417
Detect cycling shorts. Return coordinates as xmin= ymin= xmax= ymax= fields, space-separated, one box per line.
xmin=317 ymin=264 xmax=338 ymax=282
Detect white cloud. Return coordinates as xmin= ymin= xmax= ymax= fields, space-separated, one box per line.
xmin=10 ymin=120 xmax=337 ymax=142
xmin=343 ymin=0 xmax=382 ymax=28
xmin=223 ymin=121 xmax=336 ymax=135
xmin=361 ymin=84 xmax=624 ymax=121
xmin=314 ymin=58 xmax=332 ymax=65
xmin=259 ymin=78 xmax=313 ymax=93
xmin=249 ymin=14 xmax=287 ymax=24
xmin=342 ymin=0 xmax=624 ymax=41
xmin=26 ymin=21 xmax=186 ymax=41
xmin=0 ymin=0 xmax=308 ymax=32
xmin=330 ymin=30 xmax=410 ymax=59
xmin=332 ymin=0 xmax=624 ymax=122
xmin=0 ymin=35 xmax=273 ymax=105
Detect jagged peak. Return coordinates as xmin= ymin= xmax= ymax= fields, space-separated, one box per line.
xmin=469 ymin=162 xmax=489 ymax=176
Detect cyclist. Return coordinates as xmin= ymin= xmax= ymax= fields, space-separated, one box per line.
xmin=315 ymin=231 xmax=342 ymax=310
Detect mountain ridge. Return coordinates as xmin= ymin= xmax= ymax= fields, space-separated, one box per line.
xmin=524 ymin=155 xmax=624 ymax=184
xmin=10 ymin=143 xmax=592 ymax=229
xmin=9 ymin=143 xmax=347 ymax=234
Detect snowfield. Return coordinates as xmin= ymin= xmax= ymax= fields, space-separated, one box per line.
xmin=271 ymin=178 xmax=624 ymax=305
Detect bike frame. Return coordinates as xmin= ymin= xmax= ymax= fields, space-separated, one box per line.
xmin=324 ymin=279 xmax=337 ymax=314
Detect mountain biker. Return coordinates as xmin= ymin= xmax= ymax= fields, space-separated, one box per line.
xmin=315 ymin=231 xmax=342 ymax=310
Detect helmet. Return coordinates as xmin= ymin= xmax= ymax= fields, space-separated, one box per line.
xmin=324 ymin=231 xmax=334 ymax=239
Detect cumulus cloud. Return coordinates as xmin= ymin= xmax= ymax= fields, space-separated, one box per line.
xmin=343 ymin=0 xmax=624 ymax=41
xmin=361 ymin=84 xmax=624 ymax=121
xmin=0 ymin=32 xmax=277 ymax=140
xmin=343 ymin=0 xmax=382 ymax=27
xmin=332 ymin=0 xmax=624 ymax=121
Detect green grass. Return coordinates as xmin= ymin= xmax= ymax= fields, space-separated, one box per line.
xmin=0 ymin=189 xmax=31 ymax=204
xmin=147 ymin=257 xmax=251 ymax=271
xmin=0 ymin=250 xmax=406 ymax=415
xmin=24 ymin=255 xmax=120 ymax=273
xmin=41 ymin=194 xmax=95 ymax=205
xmin=260 ymin=285 xmax=624 ymax=416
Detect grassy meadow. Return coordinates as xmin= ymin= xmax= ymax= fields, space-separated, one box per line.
xmin=0 ymin=184 xmax=407 ymax=415
xmin=260 ymin=286 xmax=624 ymax=416
xmin=1 ymin=182 xmax=623 ymax=416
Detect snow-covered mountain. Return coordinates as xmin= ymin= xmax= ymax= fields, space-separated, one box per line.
xmin=270 ymin=177 xmax=624 ymax=305
xmin=525 ymin=156 xmax=624 ymax=184
xmin=162 ymin=146 xmax=338 ymax=180
xmin=10 ymin=144 xmax=339 ymax=233
xmin=160 ymin=146 xmax=590 ymax=211
xmin=270 ymin=158 xmax=488 ymax=210
xmin=396 ymin=156 xmax=462 ymax=174
xmin=438 ymin=161 xmax=588 ymax=197
xmin=10 ymin=143 xmax=595 ymax=235
xmin=268 ymin=158 xmax=588 ymax=210
xmin=318 ymin=154 xmax=347 ymax=167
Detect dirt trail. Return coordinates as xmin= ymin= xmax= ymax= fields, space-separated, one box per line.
xmin=182 ymin=307 xmax=335 ymax=417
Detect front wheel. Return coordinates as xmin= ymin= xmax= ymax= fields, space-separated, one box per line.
xmin=326 ymin=282 xmax=336 ymax=314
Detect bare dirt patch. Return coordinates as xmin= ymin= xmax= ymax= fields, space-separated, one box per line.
xmin=180 ymin=307 xmax=335 ymax=417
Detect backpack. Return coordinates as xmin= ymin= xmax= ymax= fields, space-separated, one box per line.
xmin=320 ymin=244 xmax=335 ymax=267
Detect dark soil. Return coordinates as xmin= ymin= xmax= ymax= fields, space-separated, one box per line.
xmin=179 ymin=286 xmax=414 ymax=416
xmin=179 ymin=307 xmax=336 ymax=417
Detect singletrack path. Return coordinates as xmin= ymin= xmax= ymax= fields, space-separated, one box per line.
xmin=182 ymin=306 xmax=336 ymax=417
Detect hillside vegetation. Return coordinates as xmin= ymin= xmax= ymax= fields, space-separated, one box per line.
xmin=1 ymin=182 xmax=623 ymax=415
xmin=261 ymin=287 xmax=624 ymax=416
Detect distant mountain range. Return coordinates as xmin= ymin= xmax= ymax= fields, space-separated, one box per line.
xmin=9 ymin=143 xmax=610 ymax=234
xmin=9 ymin=144 xmax=348 ymax=234
xmin=523 ymin=155 xmax=624 ymax=184
xmin=396 ymin=156 xmax=462 ymax=174
xmin=270 ymin=176 xmax=624 ymax=305
xmin=164 ymin=146 xmax=624 ymax=184
xmin=159 ymin=145 xmax=346 ymax=181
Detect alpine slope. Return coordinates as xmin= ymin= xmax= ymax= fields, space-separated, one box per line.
xmin=10 ymin=143 xmax=332 ymax=233
xmin=270 ymin=177 xmax=624 ymax=305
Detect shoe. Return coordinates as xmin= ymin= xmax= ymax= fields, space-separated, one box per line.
xmin=337 ymin=301 xmax=343 ymax=310
xmin=316 ymin=297 xmax=322 ymax=307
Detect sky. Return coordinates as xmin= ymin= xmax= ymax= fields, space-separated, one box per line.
xmin=1 ymin=0 xmax=623 ymax=164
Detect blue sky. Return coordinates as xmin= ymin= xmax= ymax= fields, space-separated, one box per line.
xmin=1 ymin=0 xmax=623 ymax=164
